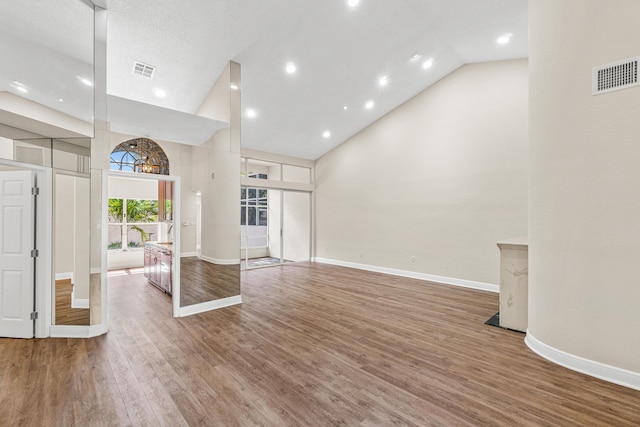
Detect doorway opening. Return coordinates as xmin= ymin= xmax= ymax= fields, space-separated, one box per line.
xmin=240 ymin=187 xmax=311 ymax=270
xmin=105 ymin=172 xmax=180 ymax=319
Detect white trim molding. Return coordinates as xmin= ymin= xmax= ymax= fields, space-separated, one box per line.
xmin=49 ymin=324 xmax=108 ymax=338
xmin=199 ymin=255 xmax=240 ymax=265
xmin=180 ymin=252 xmax=198 ymax=257
xmin=313 ymin=258 xmax=498 ymax=293
xmin=71 ymin=296 xmax=90 ymax=309
xmin=177 ymin=295 xmax=242 ymax=317
xmin=525 ymin=331 xmax=640 ymax=391
xmin=55 ymin=272 xmax=74 ymax=281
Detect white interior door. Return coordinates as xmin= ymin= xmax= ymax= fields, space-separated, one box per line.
xmin=0 ymin=170 xmax=35 ymax=338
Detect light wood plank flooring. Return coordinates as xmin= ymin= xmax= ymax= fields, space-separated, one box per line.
xmin=2 ymin=262 xmax=639 ymax=426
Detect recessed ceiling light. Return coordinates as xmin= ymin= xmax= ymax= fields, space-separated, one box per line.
xmin=79 ymin=77 xmax=93 ymax=87
xmin=422 ymin=58 xmax=434 ymax=69
xmin=154 ymin=88 xmax=166 ymax=98
xmin=12 ymin=80 xmax=28 ymax=93
xmin=230 ymin=83 xmax=239 ymax=91
xmin=322 ymin=131 xmax=331 ymax=139
xmin=410 ymin=53 xmax=421 ymax=60
xmin=365 ymin=100 xmax=374 ymax=109
xmin=245 ymin=108 xmax=257 ymax=118
xmin=343 ymin=104 xmax=348 ymax=110
xmin=497 ymin=33 xmax=513 ymax=44
xmin=285 ymin=62 xmax=297 ymax=74
xmin=348 ymin=0 xmax=360 ymax=7
xmin=58 ymin=98 xmax=64 ymax=103
xmin=378 ymin=75 xmax=389 ymax=87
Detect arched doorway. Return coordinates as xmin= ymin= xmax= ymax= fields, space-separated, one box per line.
xmin=106 ymin=137 xmax=180 ymax=317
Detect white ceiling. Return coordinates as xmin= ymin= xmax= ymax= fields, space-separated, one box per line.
xmin=0 ymin=0 xmax=527 ymax=160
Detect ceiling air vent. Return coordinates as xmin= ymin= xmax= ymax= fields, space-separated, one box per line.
xmin=592 ymin=56 xmax=639 ymax=95
xmin=132 ymin=61 xmax=155 ymax=78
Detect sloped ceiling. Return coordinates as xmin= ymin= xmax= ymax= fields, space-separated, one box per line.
xmin=0 ymin=0 xmax=527 ymax=160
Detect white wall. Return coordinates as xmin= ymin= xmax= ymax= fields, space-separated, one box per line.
xmin=109 ymin=176 xmax=157 ymax=199
xmin=315 ymin=59 xmax=528 ymax=285
xmin=54 ymin=173 xmax=90 ymax=300
xmin=529 ymin=0 xmax=640 ymax=374
xmin=0 ymin=136 xmax=14 ymax=159
xmin=54 ymin=174 xmax=75 ymax=276
xmin=193 ymin=128 xmax=241 ymax=264
xmin=73 ymin=177 xmax=90 ymax=300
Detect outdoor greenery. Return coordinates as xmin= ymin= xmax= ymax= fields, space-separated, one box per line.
xmin=108 ymin=198 xmax=159 ymax=248
xmin=108 ymin=241 xmax=122 ymax=250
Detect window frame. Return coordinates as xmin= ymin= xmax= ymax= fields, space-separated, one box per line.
xmin=108 ymin=197 xmax=161 ymax=251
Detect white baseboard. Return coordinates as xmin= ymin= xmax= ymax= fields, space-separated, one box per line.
xmin=71 ymin=287 xmax=90 ymax=309
xmin=55 ymin=272 xmax=73 ymax=281
xmin=199 ymin=255 xmax=240 ymax=265
xmin=177 ymin=295 xmax=242 ymax=317
xmin=313 ymin=257 xmax=498 ymax=293
xmin=71 ymin=297 xmax=90 ymax=309
xmin=525 ymin=331 xmax=640 ymax=391
xmin=49 ymin=324 xmax=108 ymax=338
xmin=180 ymin=252 xmax=197 ymax=257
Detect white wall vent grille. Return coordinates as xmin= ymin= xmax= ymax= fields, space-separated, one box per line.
xmin=592 ymin=56 xmax=638 ymax=95
xmin=132 ymin=61 xmax=155 ymax=78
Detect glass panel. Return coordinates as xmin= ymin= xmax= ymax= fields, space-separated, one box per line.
xmin=126 ymin=199 xmax=159 ymax=223
xmin=127 ymin=224 xmax=158 ymax=248
xmin=0 ymin=0 xmax=95 ymax=137
xmin=247 ymin=207 xmax=257 ymax=225
xmin=54 ymin=173 xmax=90 ymax=325
xmin=265 ymin=188 xmax=281 ymax=265
xmin=52 ymin=138 xmax=91 ymax=173
xmin=258 ymin=208 xmax=268 ymax=226
xmin=90 ymin=169 xmax=102 ymax=325
xmin=247 ymin=159 xmax=281 ymax=181
xmin=180 ymin=61 xmax=241 ymax=309
xmin=108 ymin=199 xmax=124 ymax=222
xmin=108 ymin=225 xmax=123 ymax=250
xmin=282 ymin=164 xmax=312 ymax=184
xmin=282 ymin=191 xmax=311 ymax=263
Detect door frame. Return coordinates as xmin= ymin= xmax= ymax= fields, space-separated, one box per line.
xmin=0 ymin=159 xmax=52 ymax=338
xmin=103 ymin=171 xmax=181 ymax=322
xmin=241 ymin=186 xmax=312 ymax=270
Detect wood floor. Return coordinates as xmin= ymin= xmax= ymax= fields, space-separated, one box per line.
xmin=180 ymin=256 xmax=240 ymax=307
xmin=2 ymin=262 xmax=639 ymax=426
xmin=54 ymin=279 xmax=90 ymax=326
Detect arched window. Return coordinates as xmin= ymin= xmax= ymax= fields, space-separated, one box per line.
xmin=109 ymin=138 xmax=170 ymax=175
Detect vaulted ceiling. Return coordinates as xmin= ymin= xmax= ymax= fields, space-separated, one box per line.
xmin=0 ymin=0 xmax=527 ymax=160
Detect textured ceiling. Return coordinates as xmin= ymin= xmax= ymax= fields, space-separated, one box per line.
xmin=0 ymin=0 xmax=527 ymax=160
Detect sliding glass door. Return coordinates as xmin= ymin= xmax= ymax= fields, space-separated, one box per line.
xmin=282 ymin=190 xmax=311 ymax=263
xmin=241 ymin=187 xmax=311 ymax=269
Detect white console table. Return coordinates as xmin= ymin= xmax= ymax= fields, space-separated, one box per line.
xmin=496 ymin=237 xmax=528 ymax=332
